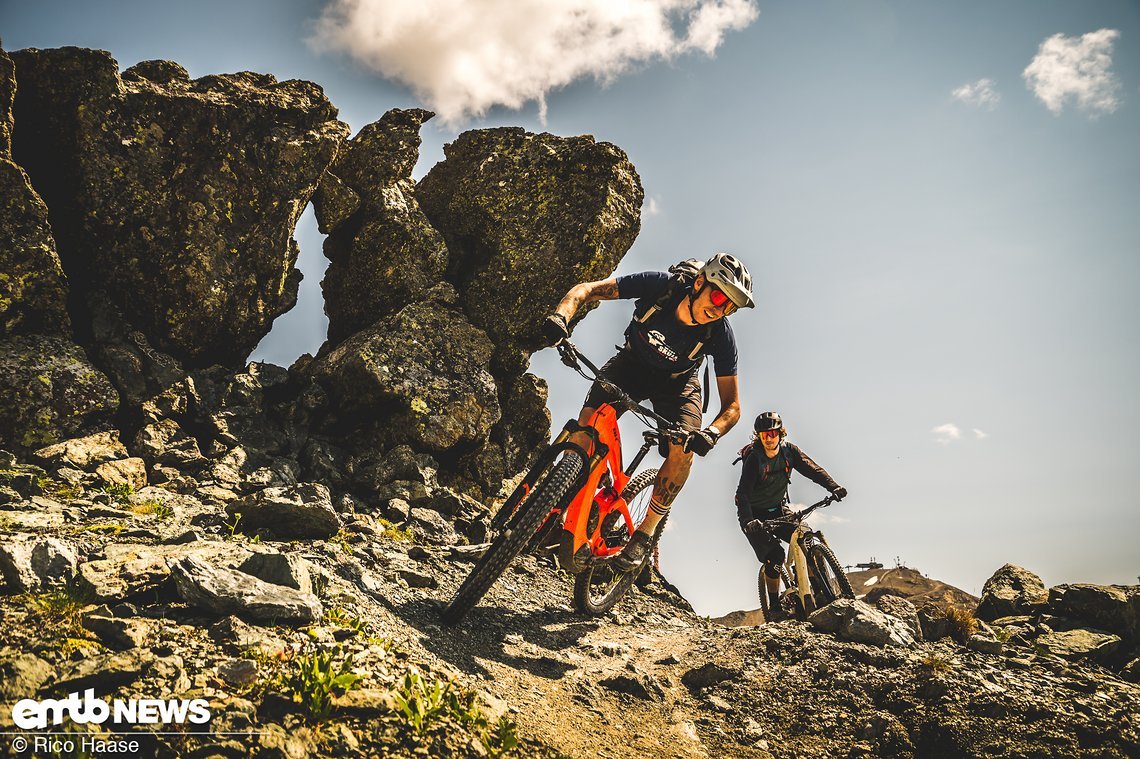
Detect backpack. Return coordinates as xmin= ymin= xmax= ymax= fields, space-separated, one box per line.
xmin=734 ymin=442 xmax=794 ymax=504
xmin=631 ymin=259 xmax=714 ymax=413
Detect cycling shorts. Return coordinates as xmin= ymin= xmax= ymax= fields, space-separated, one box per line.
xmin=582 ymin=350 xmax=703 ymax=433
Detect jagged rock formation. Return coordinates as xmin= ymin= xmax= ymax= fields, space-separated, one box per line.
xmin=9 ymin=46 xmax=350 ymax=367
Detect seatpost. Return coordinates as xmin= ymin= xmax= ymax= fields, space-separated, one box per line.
xmin=624 ymin=433 xmax=656 ymax=476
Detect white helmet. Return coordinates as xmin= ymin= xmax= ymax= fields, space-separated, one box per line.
xmin=700 ymin=253 xmax=754 ymax=309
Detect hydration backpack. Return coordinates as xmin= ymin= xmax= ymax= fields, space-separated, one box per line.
xmin=631 ymin=258 xmax=714 ymax=413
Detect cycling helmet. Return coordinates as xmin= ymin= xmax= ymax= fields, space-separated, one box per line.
xmin=700 ymin=253 xmax=754 ymax=309
xmin=754 ymin=411 xmax=783 ymax=432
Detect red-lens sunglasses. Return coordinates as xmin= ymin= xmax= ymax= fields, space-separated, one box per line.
xmin=758 ymin=429 xmax=780 ymax=439
xmin=707 ymin=285 xmax=738 ymax=314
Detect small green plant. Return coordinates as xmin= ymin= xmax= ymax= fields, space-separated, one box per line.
xmin=39 ymin=476 xmax=83 ymax=501
xmin=993 ymin=626 xmax=1015 ymax=643
xmin=224 ymin=512 xmax=244 ymax=539
xmin=324 ymin=606 xmax=369 ymax=634
xmin=919 ymin=651 xmax=953 ymax=675
xmin=393 ymin=669 xmax=452 ymax=734
xmin=279 ymin=649 xmax=361 ymax=721
xmin=377 ymin=517 xmax=413 ymax=543
xmin=80 ymin=522 xmax=125 ymax=536
xmin=329 ymin=530 xmax=354 ymax=554
xmin=21 ymin=585 xmax=97 ymax=642
xmin=941 ymin=604 xmax=979 ymax=644
xmin=131 ymin=500 xmax=175 ymax=520
xmin=100 ymin=483 xmax=134 ymax=506
xmin=488 ymin=716 xmax=520 ymax=755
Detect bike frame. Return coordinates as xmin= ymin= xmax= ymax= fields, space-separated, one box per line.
xmin=783 ymin=524 xmax=830 ymax=613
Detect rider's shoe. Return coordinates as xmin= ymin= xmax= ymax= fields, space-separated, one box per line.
xmin=613 ymin=530 xmax=653 ymax=573
xmin=765 ymin=598 xmax=788 ymax=622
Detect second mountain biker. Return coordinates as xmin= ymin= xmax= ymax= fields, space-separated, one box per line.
xmin=737 ymin=411 xmax=848 ymax=619
xmin=541 ymin=254 xmax=754 ymax=573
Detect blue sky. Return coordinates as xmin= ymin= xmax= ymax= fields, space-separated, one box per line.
xmin=4 ymin=1 xmax=1138 ymax=615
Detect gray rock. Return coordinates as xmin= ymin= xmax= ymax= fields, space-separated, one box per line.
xmin=965 ymin=635 xmax=1004 ymax=655
xmin=94 ymin=457 xmax=147 ymax=490
xmin=32 ymin=431 xmax=128 ymax=471
xmin=169 ymin=555 xmax=322 ymax=625
xmin=238 ymin=552 xmax=314 ymax=594
xmin=600 ymin=663 xmax=666 ymax=702
xmin=1048 ymin=583 xmax=1139 ymax=641
xmin=0 ymin=650 xmax=53 ymax=699
xmin=875 ymin=595 xmax=923 ymax=642
xmin=80 ymin=608 xmax=153 ymax=650
xmin=0 ymin=536 xmax=77 ymax=592
xmin=408 ymin=507 xmax=459 ymax=546
xmin=681 ymin=662 xmax=740 ymax=692
xmin=76 ymin=541 xmax=254 ymax=601
xmin=225 ymin=482 xmax=340 ymax=540
xmin=976 ymin=564 xmax=1048 ymax=621
xmin=53 ymin=650 xmax=154 ymax=694
xmin=1035 ymin=628 xmax=1122 ymax=664
xmin=809 ymin=599 xmax=917 ymax=648
xmin=217 ymin=658 xmax=259 ymax=689
xmin=0 ymin=334 xmax=118 ymax=454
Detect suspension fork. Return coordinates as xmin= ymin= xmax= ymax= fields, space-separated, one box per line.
xmin=789 ymin=526 xmax=814 ymax=608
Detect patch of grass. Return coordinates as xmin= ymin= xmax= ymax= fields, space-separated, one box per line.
xmin=79 ymin=522 xmax=125 ymax=536
xmin=377 ymin=517 xmax=413 ymax=543
xmin=279 ymin=649 xmax=361 ymax=721
xmin=941 ymin=604 xmax=979 ymax=644
xmin=20 ymin=585 xmax=97 ymax=642
xmin=329 ymin=529 xmax=354 ymax=554
xmin=39 ymin=476 xmax=83 ymax=501
xmin=919 ymin=651 xmax=953 ymax=676
xmin=130 ymin=499 xmax=175 ymax=520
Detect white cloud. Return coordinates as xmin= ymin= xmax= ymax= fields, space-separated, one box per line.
xmin=309 ymin=0 xmax=759 ymax=126
xmin=951 ymin=78 xmax=1000 ymax=110
xmin=932 ymin=423 xmax=961 ymax=444
xmin=644 ymin=196 xmax=662 ymax=216
xmin=973 ymin=428 xmax=989 ymax=440
xmin=1023 ymin=29 xmax=1121 ymax=116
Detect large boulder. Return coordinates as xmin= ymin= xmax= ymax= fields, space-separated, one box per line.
xmin=417 ymin=127 xmax=644 ymax=373
xmin=0 ymin=334 xmax=118 ymax=452
xmin=808 ymin=599 xmax=917 ymax=648
xmin=1048 ymin=583 xmax=1140 ymax=642
xmin=976 ymin=564 xmax=1049 ymax=621
xmin=317 ymin=108 xmax=449 ymax=344
xmin=0 ymin=47 xmax=71 ymax=339
xmin=9 ymin=47 xmax=350 ymax=367
xmin=310 ymin=284 xmax=500 ymax=454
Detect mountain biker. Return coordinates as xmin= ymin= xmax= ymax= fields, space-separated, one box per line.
xmin=737 ymin=411 xmax=847 ymax=619
xmin=541 ymin=254 xmax=754 ymax=573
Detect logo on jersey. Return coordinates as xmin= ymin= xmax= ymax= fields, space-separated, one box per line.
xmin=645 ymin=330 xmax=679 ymax=362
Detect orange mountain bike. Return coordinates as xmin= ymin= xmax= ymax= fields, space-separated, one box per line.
xmin=440 ymin=339 xmax=686 ymax=624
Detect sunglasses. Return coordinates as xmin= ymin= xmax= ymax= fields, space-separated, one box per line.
xmin=758 ymin=429 xmax=780 ymax=439
xmin=707 ymin=285 xmax=738 ymax=315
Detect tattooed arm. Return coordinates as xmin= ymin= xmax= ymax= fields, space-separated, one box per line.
xmin=553 ymin=278 xmax=619 ymax=321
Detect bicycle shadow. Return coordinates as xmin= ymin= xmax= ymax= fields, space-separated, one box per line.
xmin=395 ymin=595 xmax=602 ymax=680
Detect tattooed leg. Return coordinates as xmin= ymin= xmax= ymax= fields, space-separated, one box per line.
xmin=637 ymin=442 xmax=693 ymax=535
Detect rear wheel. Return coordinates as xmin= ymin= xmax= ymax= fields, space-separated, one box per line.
xmin=808 ymin=542 xmax=854 ymax=605
xmin=573 ymin=470 xmax=659 ymax=614
xmin=441 ymin=452 xmax=584 ymax=625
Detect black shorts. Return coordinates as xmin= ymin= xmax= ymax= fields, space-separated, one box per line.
xmin=582 ymin=350 xmax=703 ymax=433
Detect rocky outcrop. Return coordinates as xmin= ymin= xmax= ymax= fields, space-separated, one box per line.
xmin=9 ymin=47 xmax=350 ymax=367
xmin=976 ymin=562 xmax=1049 ymax=620
xmin=316 ymin=108 xmax=448 ymax=344
xmin=417 ymin=127 xmax=644 ymax=374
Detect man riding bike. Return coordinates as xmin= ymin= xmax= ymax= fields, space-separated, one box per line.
xmin=736 ymin=411 xmax=847 ymax=619
xmin=541 ymin=253 xmax=754 ymax=573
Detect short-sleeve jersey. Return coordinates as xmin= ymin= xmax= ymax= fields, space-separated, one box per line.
xmin=615 ymin=271 xmax=738 ymax=376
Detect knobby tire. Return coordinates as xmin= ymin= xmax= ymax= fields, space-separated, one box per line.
xmin=441 ymin=452 xmax=585 ymax=625
xmin=808 ymin=542 xmax=854 ymax=605
xmin=573 ymin=469 xmax=661 ymax=615
xmin=758 ymin=565 xmax=793 ymax=623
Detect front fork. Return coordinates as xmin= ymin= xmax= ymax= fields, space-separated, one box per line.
xmin=786 ymin=526 xmax=816 ymax=613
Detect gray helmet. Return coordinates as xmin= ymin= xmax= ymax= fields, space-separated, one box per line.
xmin=754 ymin=411 xmax=783 ymax=432
xmin=700 ymin=253 xmax=754 ymax=309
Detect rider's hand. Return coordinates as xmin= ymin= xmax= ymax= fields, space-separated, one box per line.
xmin=743 ymin=519 xmax=764 ymax=535
xmin=832 ymin=486 xmax=847 ymax=501
xmin=541 ymin=313 xmax=569 ymax=346
xmin=683 ymin=426 xmax=720 ymax=456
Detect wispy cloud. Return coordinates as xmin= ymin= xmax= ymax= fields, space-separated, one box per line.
xmin=1023 ymin=29 xmax=1121 ymax=116
xmin=644 ymin=196 xmax=662 ymax=216
xmin=932 ymin=423 xmax=961 ymax=444
xmin=951 ymin=78 xmax=1000 ymax=110
xmin=973 ymin=428 xmax=989 ymax=440
xmin=309 ymin=0 xmax=760 ymax=126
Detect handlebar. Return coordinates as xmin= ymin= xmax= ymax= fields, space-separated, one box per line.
xmin=753 ymin=494 xmax=837 ymax=531
xmin=555 ymin=338 xmax=689 ymax=444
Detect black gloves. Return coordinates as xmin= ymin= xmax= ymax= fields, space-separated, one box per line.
xmin=683 ymin=426 xmax=720 ymax=456
xmin=743 ymin=519 xmax=765 ymax=535
xmin=541 ymin=314 xmax=569 ymax=346
xmin=832 ymin=486 xmax=847 ymax=501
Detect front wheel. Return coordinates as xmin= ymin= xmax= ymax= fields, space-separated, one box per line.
xmin=573 ymin=470 xmax=659 ymax=614
xmin=441 ymin=451 xmax=584 ymax=625
xmin=808 ymin=542 xmax=854 ymax=605
xmin=758 ymin=565 xmax=793 ymax=622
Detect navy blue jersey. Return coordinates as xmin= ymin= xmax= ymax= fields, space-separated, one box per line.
xmin=616 ymin=271 xmax=738 ymax=376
